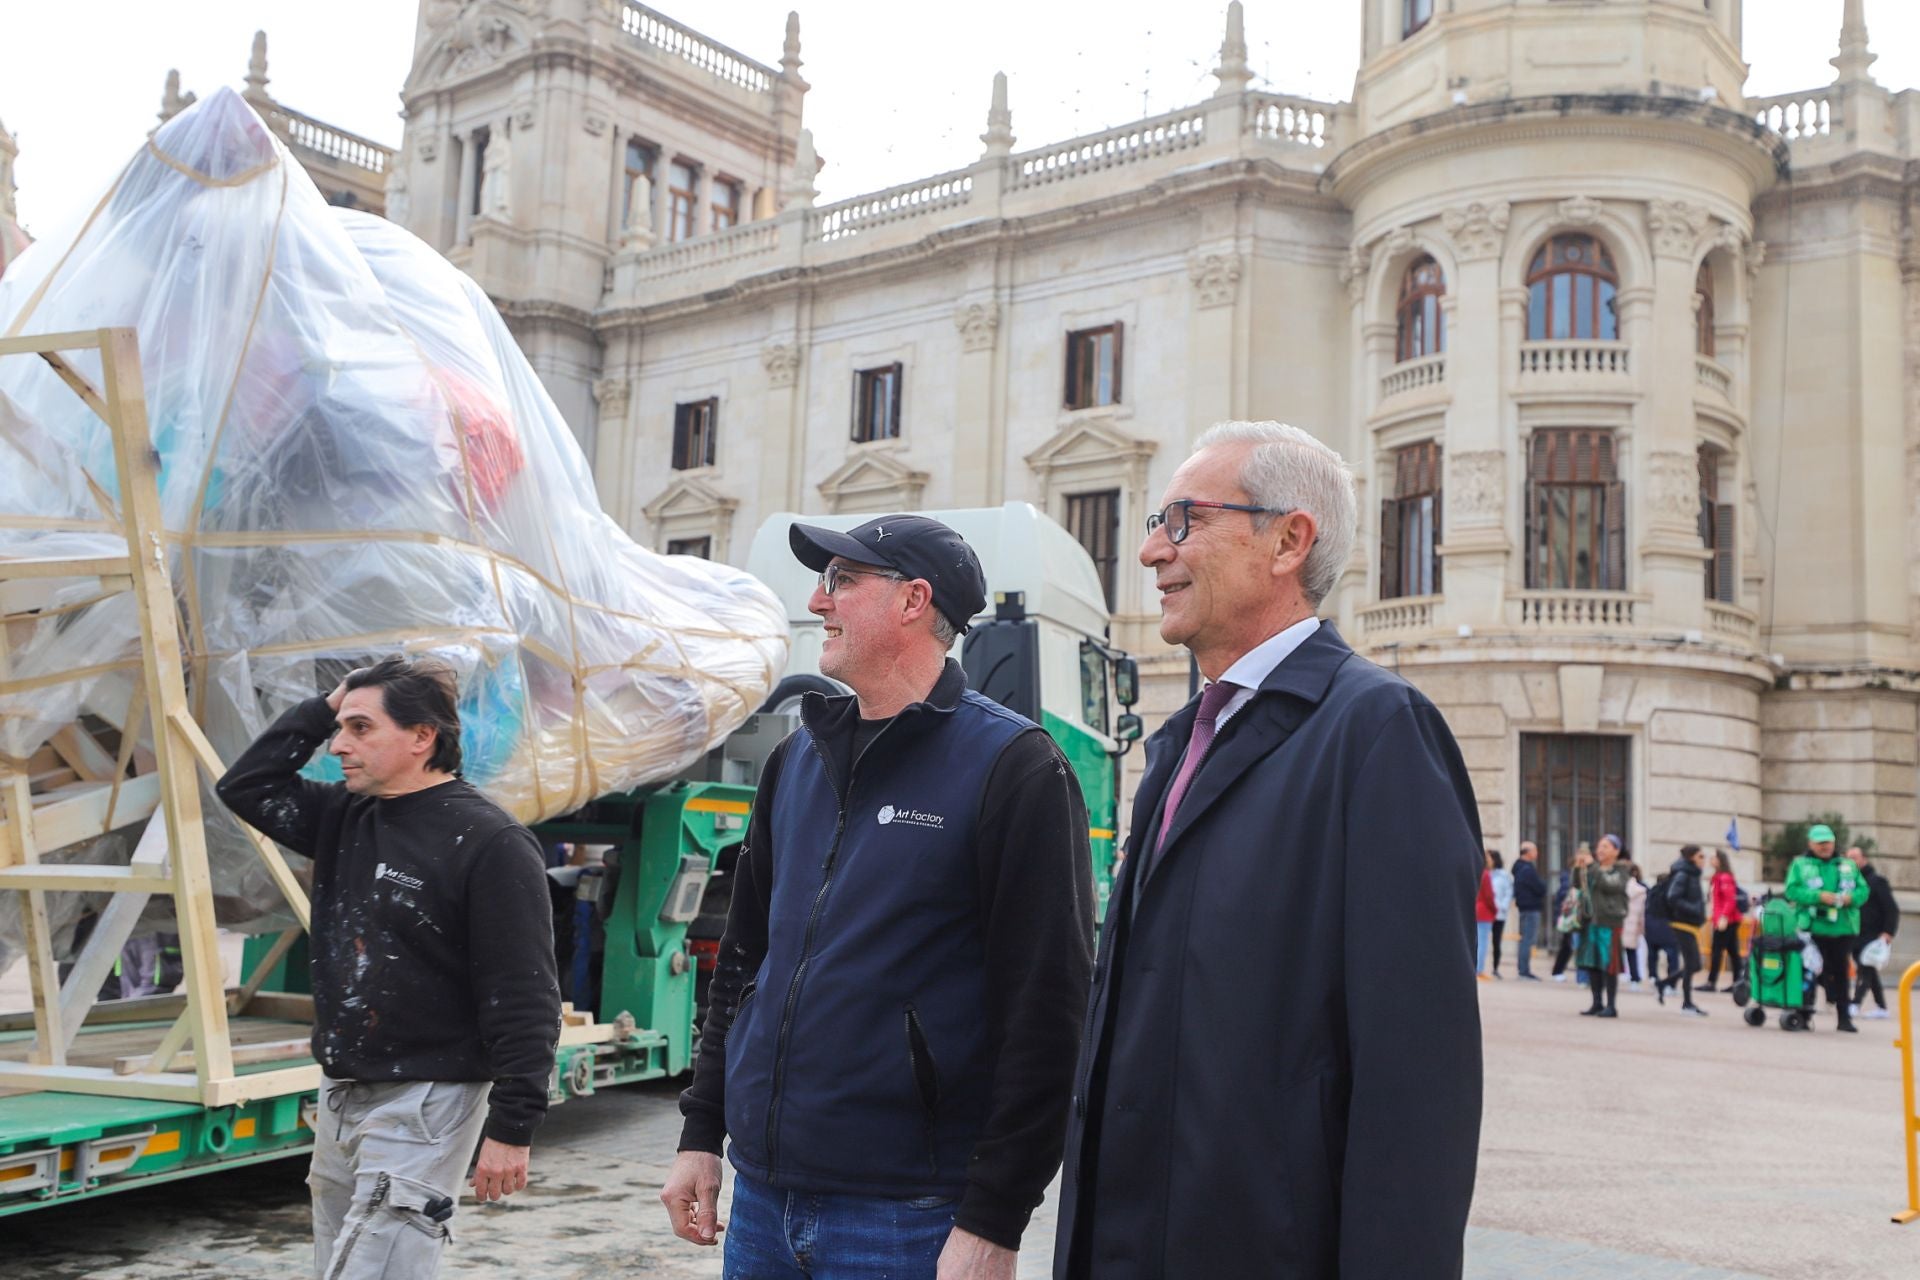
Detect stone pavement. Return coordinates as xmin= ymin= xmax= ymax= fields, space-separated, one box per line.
xmin=5 ymin=968 xmax=1918 ymax=1278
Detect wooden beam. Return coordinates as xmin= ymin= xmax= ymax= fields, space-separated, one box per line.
xmin=170 ymin=709 xmax=311 ymax=930
xmin=58 ymin=814 xmax=170 ymax=1048
xmin=0 ymin=1063 xmax=202 ymax=1102
xmin=127 ymin=1006 xmax=196 ymax=1076
xmin=0 ymin=773 xmax=160 ymax=856
xmin=230 ymin=928 xmax=302 ymax=1015
xmin=50 ymin=724 xmax=119 ymax=783
xmin=0 ymin=864 xmax=177 ymax=894
xmin=119 ymin=1036 xmax=312 ymax=1077
xmin=0 ymin=990 xmax=187 ymax=1032
xmin=3 ymin=772 xmax=66 ymax=1066
xmin=238 ymin=992 xmax=314 ymax=1022
xmin=203 ymin=1063 xmax=322 ymax=1107
xmin=0 ymin=328 xmax=108 ymax=357
xmin=100 ymin=325 xmax=234 ymax=1086
xmin=0 ymin=554 xmax=132 ymax=580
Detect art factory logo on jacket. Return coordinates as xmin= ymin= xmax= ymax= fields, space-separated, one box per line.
xmin=876 ymin=803 xmax=945 ymax=830
xmin=373 ymin=862 xmax=425 ymax=891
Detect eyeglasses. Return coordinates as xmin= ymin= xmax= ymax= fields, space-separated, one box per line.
xmin=1144 ymin=499 xmax=1291 ymax=545
xmin=819 ymin=564 xmax=907 ymax=595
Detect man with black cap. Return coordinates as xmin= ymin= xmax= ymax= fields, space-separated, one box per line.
xmin=661 ymin=514 xmax=1095 ymax=1279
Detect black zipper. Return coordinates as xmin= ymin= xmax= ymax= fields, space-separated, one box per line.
xmin=762 ymin=717 xmax=898 ymax=1172
xmin=326 ymin=1172 xmax=389 ymax=1278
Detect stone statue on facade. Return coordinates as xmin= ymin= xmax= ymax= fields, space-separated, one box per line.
xmin=480 ymin=128 xmax=512 ymax=219
xmin=622 ymin=171 xmax=655 ymax=250
xmin=385 ymin=160 xmax=411 ymax=227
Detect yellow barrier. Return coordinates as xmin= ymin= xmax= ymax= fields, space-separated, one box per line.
xmin=1894 ymin=961 xmax=1920 ymax=1224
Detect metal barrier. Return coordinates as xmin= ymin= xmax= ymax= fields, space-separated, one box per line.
xmin=1894 ymin=961 xmax=1920 ymax=1223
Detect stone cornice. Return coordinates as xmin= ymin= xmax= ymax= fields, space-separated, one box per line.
xmin=1323 ymin=96 xmax=1789 ymax=205
xmin=1366 ymin=634 xmax=1777 ymax=686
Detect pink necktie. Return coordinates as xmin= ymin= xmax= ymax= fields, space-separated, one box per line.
xmin=1154 ymin=680 xmax=1242 ymax=857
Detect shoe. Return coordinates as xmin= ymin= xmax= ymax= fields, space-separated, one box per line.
xmin=1629 ymin=980 xmax=1643 ymax=990
xmin=1682 ymin=1004 xmax=1709 ymax=1018
xmin=1848 ymin=1003 xmax=1859 ymax=1016
xmin=1598 ymin=1008 xmax=1619 ymax=1018
xmin=1701 ymin=983 xmax=1718 ymax=993
xmin=1867 ymin=1007 xmax=1891 ymax=1020
xmin=1522 ymin=974 xmax=1542 ymax=982
xmin=1838 ymin=1021 xmax=1859 ymax=1034
xmin=1477 ymin=974 xmax=1492 ymax=983
xmin=1655 ymin=980 xmax=1668 ymax=1006
xmin=1553 ymin=973 xmax=1568 ymax=983
xmin=1495 ymin=971 xmax=1504 ymax=980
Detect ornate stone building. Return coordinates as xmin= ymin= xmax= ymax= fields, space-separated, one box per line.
xmin=370 ymin=0 xmax=1920 ymax=885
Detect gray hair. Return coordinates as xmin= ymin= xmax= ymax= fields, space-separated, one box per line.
xmin=930 ymin=611 xmax=959 ymax=649
xmin=1190 ymin=421 xmax=1357 ymax=606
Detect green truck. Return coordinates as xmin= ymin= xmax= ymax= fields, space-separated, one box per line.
xmin=0 ymin=503 xmax=1136 ymax=1215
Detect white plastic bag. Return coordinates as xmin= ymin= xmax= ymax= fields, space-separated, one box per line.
xmin=1801 ymin=936 xmax=1823 ymax=977
xmin=1861 ymin=936 xmax=1893 ymax=970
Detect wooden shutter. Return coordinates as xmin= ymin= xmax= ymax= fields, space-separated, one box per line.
xmin=1524 ymin=479 xmax=1540 ymax=588
xmin=1380 ymin=497 xmax=1403 ymax=599
xmin=1110 ymin=321 xmax=1125 ymax=405
xmin=703 ymin=398 xmax=718 ymax=467
xmin=1431 ymin=483 xmax=1444 ymax=594
xmin=1063 ymin=332 xmax=1080 ymax=408
xmin=672 ymin=404 xmax=689 ymax=470
xmin=849 ymin=372 xmax=863 ymax=442
xmin=1714 ymin=502 xmax=1736 ymax=603
xmin=889 ymin=363 xmax=904 ymax=438
xmin=1603 ymin=479 xmax=1627 ymax=590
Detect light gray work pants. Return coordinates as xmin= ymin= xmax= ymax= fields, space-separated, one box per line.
xmin=310 ymin=1077 xmax=491 ymax=1279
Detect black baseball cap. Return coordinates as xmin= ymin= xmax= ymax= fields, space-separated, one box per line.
xmin=789 ymin=514 xmax=988 ymax=634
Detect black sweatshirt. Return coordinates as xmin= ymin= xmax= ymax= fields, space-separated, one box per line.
xmin=216 ymin=697 xmax=560 ymax=1146
xmin=679 ymin=661 xmax=1095 ymax=1250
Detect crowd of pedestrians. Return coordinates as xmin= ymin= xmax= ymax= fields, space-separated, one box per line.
xmin=1475 ymin=831 xmax=1902 ymax=1029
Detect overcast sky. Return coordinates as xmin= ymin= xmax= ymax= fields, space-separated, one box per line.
xmin=3 ymin=1 xmax=1915 ymax=238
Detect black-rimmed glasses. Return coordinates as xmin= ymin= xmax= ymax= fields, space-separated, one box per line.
xmin=819 ymin=564 xmax=907 ymax=595
xmin=1144 ymin=499 xmax=1291 ymax=545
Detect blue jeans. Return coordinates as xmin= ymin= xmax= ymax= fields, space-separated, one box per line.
xmin=1475 ymin=921 xmax=1492 ymax=974
xmin=1517 ymin=910 xmax=1541 ymax=976
xmin=723 ymin=1170 xmax=957 ymax=1279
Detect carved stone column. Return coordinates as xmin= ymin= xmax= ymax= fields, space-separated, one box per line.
xmin=1641 ymin=198 xmax=1715 ymax=629
xmin=1434 ymin=200 xmax=1511 ymax=630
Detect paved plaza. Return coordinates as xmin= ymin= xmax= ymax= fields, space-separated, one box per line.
xmin=4 ymin=969 xmax=1917 ymax=1278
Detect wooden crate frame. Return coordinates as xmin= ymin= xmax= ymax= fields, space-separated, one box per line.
xmin=0 ymin=326 xmax=316 ymax=1106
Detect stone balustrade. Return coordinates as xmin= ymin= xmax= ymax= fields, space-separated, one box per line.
xmin=1381 ymin=353 xmax=1446 ymax=399
xmin=1357 ymin=595 xmax=1437 ymax=641
xmin=1245 ymin=92 xmax=1340 ymax=150
xmin=263 ymin=104 xmax=391 ymax=175
xmin=621 ymin=1 xmax=776 ymax=94
xmin=1751 ymin=90 xmax=1836 ymax=141
xmin=1706 ymin=600 xmax=1759 ymax=647
xmin=810 ymin=170 xmax=973 ymax=243
xmin=1695 ymin=354 xmax=1732 ymax=399
xmin=1512 ymin=591 xmax=1644 ymax=629
xmin=624 ymin=219 xmax=781 ymax=280
xmin=1517 ymin=340 xmax=1631 ymax=378
xmin=1007 ymin=105 xmax=1209 ymax=191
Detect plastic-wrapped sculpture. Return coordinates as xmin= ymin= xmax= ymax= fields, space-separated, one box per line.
xmin=0 ymin=90 xmax=787 ymax=956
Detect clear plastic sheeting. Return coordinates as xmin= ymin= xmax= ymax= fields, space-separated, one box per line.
xmin=0 ymin=89 xmax=787 ymax=955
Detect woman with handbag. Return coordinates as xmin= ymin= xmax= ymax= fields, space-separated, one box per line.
xmin=1850 ymin=847 xmax=1900 ymax=1019
xmin=1621 ymin=862 xmax=1648 ymax=988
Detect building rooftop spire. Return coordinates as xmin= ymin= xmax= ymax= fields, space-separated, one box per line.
xmin=1833 ymin=0 xmax=1876 ymax=83
xmin=1213 ymin=1 xmax=1253 ymax=97
xmin=245 ymin=30 xmax=272 ymax=103
xmin=981 ymin=71 xmax=1015 ymax=157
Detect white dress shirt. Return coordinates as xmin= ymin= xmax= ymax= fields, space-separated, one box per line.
xmin=1214 ymin=616 xmax=1321 ymax=730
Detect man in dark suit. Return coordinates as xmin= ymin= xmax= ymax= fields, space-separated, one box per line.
xmin=1055 ymin=421 xmax=1485 ymax=1280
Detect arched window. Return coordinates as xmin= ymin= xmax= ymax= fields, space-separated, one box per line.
xmin=1695 ymin=261 xmax=1716 ymax=357
xmin=1526 ymin=234 xmax=1620 ymax=342
xmin=1404 ymin=0 xmax=1434 ymax=38
xmin=1397 ymin=256 xmax=1446 ymax=362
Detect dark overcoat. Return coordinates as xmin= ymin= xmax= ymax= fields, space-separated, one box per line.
xmin=1055 ymin=623 xmax=1484 ymax=1279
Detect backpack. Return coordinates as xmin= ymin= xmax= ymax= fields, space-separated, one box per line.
xmin=1734 ymin=886 xmax=1751 ymax=916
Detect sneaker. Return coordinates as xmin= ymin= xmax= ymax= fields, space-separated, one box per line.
xmin=1867 ymin=1007 xmax=1891 ymax=1020
xmin=1477 ymin=973 xmax=1492 ymax=982
xmin=1597 ymin=1008 xmax=1619 ymax=1018
xmin=1629 ymin=980 xmax=1643 ymax=990
xmin=1838 ymin=1021 xmax=1859 ymax=1034
xmin=1682 ymin=1004 xmax=1710 ymax=1018
xmin=1701 ymin=983 xmax=1718 ymax=993
xmin=1553 ymin=974 xmax=1568 ymax=983
xmin=1522 ymin=974 xmax=1542 ymax=982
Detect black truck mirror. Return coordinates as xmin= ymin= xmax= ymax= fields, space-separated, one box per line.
xmin=1116 ymin=713 xmax=1144 ymax=742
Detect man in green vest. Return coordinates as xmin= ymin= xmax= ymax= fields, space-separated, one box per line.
xmin=1784 ymin=824 xmax=1869 ymax=1033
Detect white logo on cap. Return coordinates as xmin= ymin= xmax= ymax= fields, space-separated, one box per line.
xmin=873 ymin=525 xmax=890 ymax=539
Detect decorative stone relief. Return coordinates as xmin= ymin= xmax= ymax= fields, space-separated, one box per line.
xmin=1340 ymin=243 xmax=1372 ymax=303
xmin=1440 ymin=200 xmax=1510 ymax=261
xmin=1648 ymin=450 xmax=1701 ymax=525
xmin=1188 ymin=253 xmax=1241 ymax=309
xmin=1448 ymin=450 xmax=1506 ymax=519
xmin=1557 ymin=196 xmax=1604 ymax=227
xmin=1647 ymin=199 xmax=1710 ymax=260
xmin=954 ymin=301 xmax=1001 ymax=352
xmin=583 ymin=113 xmax=608 ymax=137
xmin=446 ymin=11 xmax=521 ymax=73
xmin=418 ymin=136 xmax=439 ymax=163
xmin=1381 ymin=226 xmax=1416 ymax=258
xmin=1746 ymin=239 xmax=1767 ymax=282
xmin=761 ymin=341 xmax=801 ymax=388
xmin=514 ymin=106 xmax=535 ymax=131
